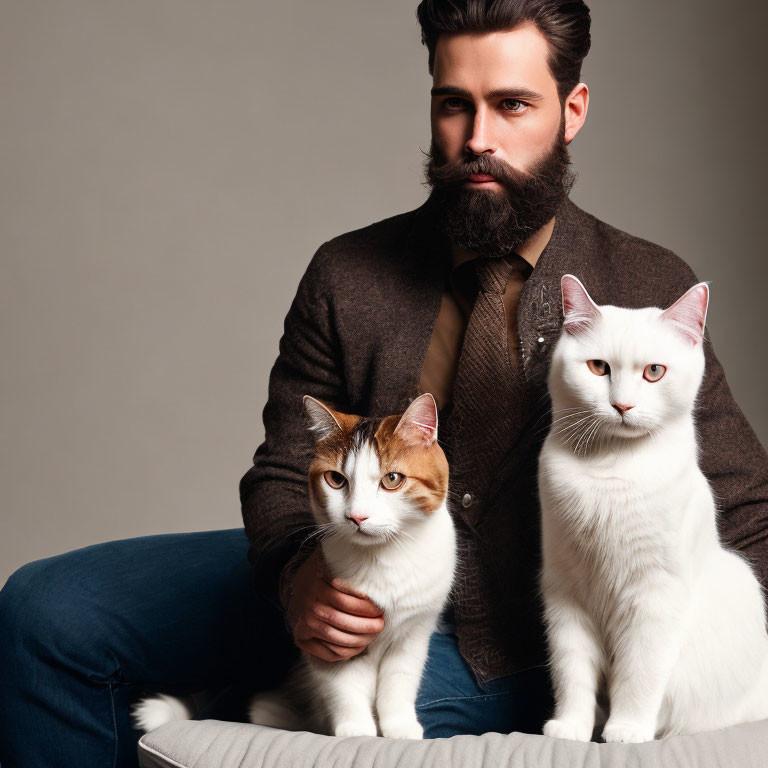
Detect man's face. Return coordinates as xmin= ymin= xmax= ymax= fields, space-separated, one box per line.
xmin=423 ymin=25 xmax=586 ymax=258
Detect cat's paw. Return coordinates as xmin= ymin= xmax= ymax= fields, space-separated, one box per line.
xmin=380 ymin=716 xmax=423 ymax=740
xmin=543 ymin=718 xmax=592 ymax=742
xmin=602 ymin=720 xmax=655 ymax=743
xmin=334 ymin=719 xmax=378 ymax=738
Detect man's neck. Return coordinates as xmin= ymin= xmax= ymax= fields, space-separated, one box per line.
xmin=450 ymin=216 xmax=556 ymax=270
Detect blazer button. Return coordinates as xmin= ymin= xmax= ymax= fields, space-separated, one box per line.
xmin=461 ymin=493 xmax=473 ymax=508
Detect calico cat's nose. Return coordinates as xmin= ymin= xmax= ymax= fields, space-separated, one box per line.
xmin=349 ymin=515 xmax=369 ymax=527
xmin=612 ymin=403 xmax=634 ymax=415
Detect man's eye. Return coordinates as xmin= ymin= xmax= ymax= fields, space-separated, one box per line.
xmin=501 ymin=98 xmax=526 ymax=113
xmin=443 ymin=97 xmax=466 ymax=110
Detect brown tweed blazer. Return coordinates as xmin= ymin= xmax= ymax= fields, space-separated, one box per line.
xmin=240 ymin=195 xmax=768 ymax=682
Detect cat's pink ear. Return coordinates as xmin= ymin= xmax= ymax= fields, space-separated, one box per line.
xmin=660 ymin=282 xmax=709 ymax=346
xmin=394 ymin=393 xmax=438 ymax=447
xmin=561 ymin=274 xmax=601 ymax=335
xmin=303 ymin=395 xmax=343 ymax=441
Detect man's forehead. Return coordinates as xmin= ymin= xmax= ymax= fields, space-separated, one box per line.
xmin=432 ymin=24 xmax=555 ymax=95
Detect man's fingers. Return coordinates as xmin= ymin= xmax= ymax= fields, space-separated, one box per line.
xmin=305 ymin=613 xmax=378 ymax=647
xmin=318 ymin=639 xmax=363 ymax=658
xmin=298 ymin=638 xmax=363 ymax=662
xmin=320 ymin=573 xmax=369 ymax=599
xmin=298 ymin=638 xmax=342 ymax=662
xmin=312 ymin=603 xmax=385 ymax=635
xmin=321 ymin=583 xmax=384 ymax=619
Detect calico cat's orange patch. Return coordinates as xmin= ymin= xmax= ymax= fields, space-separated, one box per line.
xmin=374 ymin=415 xmax=448 ymax=515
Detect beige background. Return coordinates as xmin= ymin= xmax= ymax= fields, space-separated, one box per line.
xmin=2 ymin=1 xmax=766 ymax=587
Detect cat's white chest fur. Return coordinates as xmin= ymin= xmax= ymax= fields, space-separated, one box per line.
xmin=321 ymin=503 xmax=456 ymax=644
xmin=542 ymin=430 xmax=708 ymax=590
xmin=542 ymin=428 xmax=708 ymax=606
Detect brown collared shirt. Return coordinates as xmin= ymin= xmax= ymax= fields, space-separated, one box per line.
xmin=417 ymin=251 xmax=534 ymax=411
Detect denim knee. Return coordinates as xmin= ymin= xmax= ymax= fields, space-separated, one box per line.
xmin=0 ymin=553 xmax=121 ymax=683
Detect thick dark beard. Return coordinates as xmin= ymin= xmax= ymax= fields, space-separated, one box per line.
xmin=422 ymin=118 xmax=576 ymax=259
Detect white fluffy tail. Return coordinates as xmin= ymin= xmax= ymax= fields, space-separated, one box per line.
xmin=131 ymin=693 xmax=194 ymax=733
xmin=248 ymin=690 xmax=303 ymax=731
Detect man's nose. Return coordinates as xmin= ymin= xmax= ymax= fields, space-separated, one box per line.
xmin=465 ymin=106 xmax=497 ymax=155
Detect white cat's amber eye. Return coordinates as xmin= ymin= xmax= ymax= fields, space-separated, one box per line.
xmin=323 ymin=470 xmax=347 ymax=489
xmin=380 ymin=472 xmax=405 ymax=491
xmin=587 ymin=359 xmax=610 ymax=376
xmin=643 ymin=364 xmax=667 ymax=382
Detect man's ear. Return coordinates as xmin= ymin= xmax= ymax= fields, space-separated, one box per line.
xmin=303 ymin=395 xmax=343 ymax=442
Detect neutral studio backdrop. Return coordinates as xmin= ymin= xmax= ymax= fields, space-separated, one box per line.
xmin=2 ymin=1 xmax=766 ymax=586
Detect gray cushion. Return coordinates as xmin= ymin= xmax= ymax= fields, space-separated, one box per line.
xmin=137 ymin=718 xmax=768 ymax=768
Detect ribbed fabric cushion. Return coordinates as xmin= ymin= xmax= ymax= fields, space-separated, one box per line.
xmin=138 ymin=719 xmax=768 ymax=768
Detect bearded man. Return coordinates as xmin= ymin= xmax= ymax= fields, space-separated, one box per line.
xmin=2 ymin=1 xmax=767 ymax=764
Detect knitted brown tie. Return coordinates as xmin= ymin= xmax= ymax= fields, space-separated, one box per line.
xmin=444 ymin=256 xmax=525 ymax=519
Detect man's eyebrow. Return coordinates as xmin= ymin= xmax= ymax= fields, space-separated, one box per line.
xmin=430 ymin=85 xmax=544 ymax=101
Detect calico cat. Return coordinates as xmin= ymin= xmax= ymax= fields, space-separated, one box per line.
xmin=538 ymin=274 xmax=768 ymax=743
xmin=132 ymin=392 xmax=456 ymax=739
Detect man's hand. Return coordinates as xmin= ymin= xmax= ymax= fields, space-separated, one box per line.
xmin=286 ymin=549 xmax=385 ymax=662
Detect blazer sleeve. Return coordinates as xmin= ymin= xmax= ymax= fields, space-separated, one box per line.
xmin=676 ymin=264 xmax=768 ymax=593
xmin=239 ymin=242 xmax=346 ymax=605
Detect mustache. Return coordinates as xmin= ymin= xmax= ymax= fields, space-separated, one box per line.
xmin=419 ymin=125 xmax=576 ymax=259
xmin=425 ymin=151 xmax=533 ymax=190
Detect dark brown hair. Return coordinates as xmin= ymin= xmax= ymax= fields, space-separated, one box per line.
xmin=416 ymin=0 xmax=591 ymax=103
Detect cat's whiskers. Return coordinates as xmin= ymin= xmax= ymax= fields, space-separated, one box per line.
xmin=575 ymin=418 xmax=604 ymax=457
xmin=553 ymin=413 xmax=593 ymax=435
xmin=571 ymin=420 xmax=594 ymax=456
xmin=298 ymin=522 xmax=340 ymax=548
xmin=290 ymin=523 xmax=324 ymax=537
xmin=531 ymin=407 xmax=593 ymax=440
xmin=554 ymin=413 xmax=594 ymax=434
xmin=585 ymin=419 xmax=608 ymax=455
xmin=529 ymin=403 xmax=584 ymax=433
xmin=555 ymin=413 xmax=596 ymax=444
xmin=551 ymin=405 xmax=594 ymax=415
xmin=547 ymin=410 xmax=594 ymax=433
xmin=561 ymin=413 xmax=602 ymax=456
xmin=258 ymin=524 xmax=324 ymax=560
xmin=550 ymin=407 xmax=593 ymax=422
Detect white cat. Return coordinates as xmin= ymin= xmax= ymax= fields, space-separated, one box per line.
xmin=538 ymin=274 xmax=768 ymax=743
xmin=132 ymin=392 xmax=456 ymax=739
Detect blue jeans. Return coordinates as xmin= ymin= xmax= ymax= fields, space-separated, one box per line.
xmin=0 ymin=528 xmax=552 ymax=767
